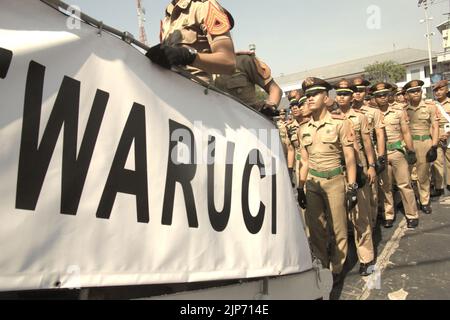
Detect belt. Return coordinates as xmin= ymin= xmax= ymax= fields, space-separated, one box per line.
xmin=412 ymin=135 xmax=431 ymax=141
xmin=309 ymin=167 xmax=343 ymax=179
xmin=387 ymin=141 xmax=403 ymax=151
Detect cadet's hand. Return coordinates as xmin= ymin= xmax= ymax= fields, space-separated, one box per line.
xmin=367 ymin=167 xmax=376 ymax=185
xmin=146 ymin=44 xmax=171 ymax=69
xmin=405 ymin=150 xmax=417 ymax=165
xmin=257 ymin=102 xmax=280 ymax=119
xmin=375 ymin=154 xmax=387 ymax=175
xmin=288 ymin=168 xmax=295 ymax=187
xmin=426 ymin=145 xmax=438 ymax=163
xmin=297 ymin=188 xmax=307 ymax=209
xmin=346 ymin=185 xmax=358 ymax=212
xmin=146 ymin=44 xmax=197 ymax=69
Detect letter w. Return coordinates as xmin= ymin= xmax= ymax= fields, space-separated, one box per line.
xmin=16 ymin=61 xmax=108 ymax=215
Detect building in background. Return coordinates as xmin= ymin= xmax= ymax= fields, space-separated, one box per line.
xmin=276 ymin=48 xmax=438 ymax=109
xmin=436 ymin=19 xmax=450 ymax=82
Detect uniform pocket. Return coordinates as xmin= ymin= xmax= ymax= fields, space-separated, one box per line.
xmin=321 ymin=134 xmax=338 ymax=144
xmin=418 ymin=112 xmax=430 ymax=120
xmin=226 ymin=73 xmax=247 ymax=89
xmin=301 ymin=134 xmax=313 ymax=147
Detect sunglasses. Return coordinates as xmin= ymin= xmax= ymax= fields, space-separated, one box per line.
xmin=374 ymin=93 xmax=388 ymax=98
xmin=408 ymin=89 xmax=422 ymax=94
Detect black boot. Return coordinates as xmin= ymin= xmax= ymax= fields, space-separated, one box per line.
xmin=359 ymin=262 xmax=375 ymax=276
xmin=421 ymin=204 xmax=432 ymax=215
xmin=430 ymin=188 xmax=444 ymax=198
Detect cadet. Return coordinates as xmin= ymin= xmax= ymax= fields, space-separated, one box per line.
xmin=404 ymin=80 xmax=439 ymax=214
xmin=277 ymin=109 xmax=290 ymax=160
xmin=372 ymin=83 xmax=420 ymax=229
xmin=297 ymin=77 xmax=357 ymax=280
xmin=394 ymin=87 xmax=407 ymax=109
xmin=431 ymin=80 xmax=450 ymax=197
xmin=147 ymin=0 xmax=236 ymax=82
xmin=214 ymin=51 xmax=282 ymax=117
xmin=335 ymin=79 xmax=376 ymax=276
xmin=352 ymin=77 xmax=387 ymax=227
xmin=285 ymin=90 xmax=308 ymax=186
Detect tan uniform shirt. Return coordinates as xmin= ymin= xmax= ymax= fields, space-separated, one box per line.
xmin=287 ymin=119 xmax=301 ymax=149
xmin=345 ymin=109 xmax=371 ymax=151
xmin=214 ymin=54 xmax=273 ymax=107
xmin=360 ymin=105 xmax=385 ymax=131
xmin=382 ymin=106 xmax=409 ymax=154
xmin=390 ymin=101 xmax=407 ymax=111
xmin=161 ymin=0 xmax=232 ymax=81
xmin=299 ymin=112 xmax=354 ymax=171
xmin=436 ymin=98 xmax=450 ymax=134
xmin=406 ymin=100 xmax=439 ymax=136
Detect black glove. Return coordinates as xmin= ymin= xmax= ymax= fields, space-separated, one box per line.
xmin=288 ymin=168 xmax=294 ymax=184
xmin=259 ymin=103 xmax=280 ymax=119
xmin=346 ymin=186 xmax=358 ymax=212
xmin=146 ymin=44 xmax=197 ymax=69
xmin=375 ymin=154 xmax=387 ymax=175
xmin=356 ymin=165 xmax=367 ymax=189
xmin=405 ymin=150 xmax=417 ymax=165
xmin=426 ymin=145 xmax=438 ymax=163
xmin=297 ymin=188 xmax=307 ymax=209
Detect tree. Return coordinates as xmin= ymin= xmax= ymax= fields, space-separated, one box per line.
xmin=364 ymin=60 xmax=406 ymax=83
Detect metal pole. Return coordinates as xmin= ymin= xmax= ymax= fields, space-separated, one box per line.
xmin=424 ymin=4 xmax=434 ymax=75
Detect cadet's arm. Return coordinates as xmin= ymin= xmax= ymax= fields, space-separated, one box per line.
xmin=343 ymin=145 xmax=357 ymax=185
xmin=287 ymin=141 xmax=295 ymax=170
xmin=299 ymin=148 xmax=309 ymax=189
xmin=400 ymin=113 xmax=415 ymax=151
xmin=263 ymin=80 xmax=283 ymax=106
xmin=362 ymin=120 xmax=376 ymax=166
xmin=192 ymin=38 xmax=236 ymax=75
xmin=431 ymin=109 xmax=439 ymax=146
xmin=375 ymin=127 xmax=386 ymax=156
xmin=375 ymin=111 xmax=386 ymax=156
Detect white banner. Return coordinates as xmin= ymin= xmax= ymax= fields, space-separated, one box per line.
xmin=0 ymin=0 xmax=312 ymax=291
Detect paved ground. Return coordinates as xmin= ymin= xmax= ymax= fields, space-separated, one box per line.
xmin=332 ymin=190 xmax=450 ymax=300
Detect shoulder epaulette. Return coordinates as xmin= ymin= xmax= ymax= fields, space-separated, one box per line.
xmin=331 ymin=113 xmax=346 ymax=120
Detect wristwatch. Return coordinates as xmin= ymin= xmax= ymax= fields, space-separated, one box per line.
xmin=369 ymin=163 xmax=376 ymax=168
xmin=187 ymin=47 xmax=198 ymax=61
xmin=348 ymin=183 xmax=359 ymax=190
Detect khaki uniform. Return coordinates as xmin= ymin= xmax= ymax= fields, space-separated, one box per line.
xmin=406 ymin=100 xmax=439 ymax=206
xmin=432 ymin=98 xmax=450 ymax=189
xmin=390 ymin=101 xmax=407 ymax=111
xmin=344 ymin=109 xmax=374 ymax=264
xmin=360 ymin=105 xmax=385 ymax=226
xmin=277 ymin=119 xmax=289 ymax=159
xmin=161 ymin=0 xmax=233 ymax=82
xmin=215 ymin=54 xmax=273 ymax=107
xmin=286 ymin=119 xmax=301 ymax=186
xmin=299 ymin=112 xmax=354 ymax=274
xmin=378 ymin=107 xmax=419 ymax=221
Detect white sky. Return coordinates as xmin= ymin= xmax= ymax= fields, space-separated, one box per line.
xmin=67 ymin=0 xmax=449 ymax=76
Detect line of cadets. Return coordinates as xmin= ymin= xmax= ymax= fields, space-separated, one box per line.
xmin=276 ymin=77 xmax=450 ymax=282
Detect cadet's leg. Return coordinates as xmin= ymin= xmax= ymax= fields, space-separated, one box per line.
xmin=350 ymin=182 xmax=375 ymax=264
xmin=305 ymin=180 xmax=330 ymax=269
xmin=322 ymin=175 xmax=348 ymax=275
xmin=379 ymin=155 xmax=395 ymax=221
xmin=432 ymin=147 xmax=445 ymax=190
xmin=415 ymin=140 xmax=432 ymax=206
xmin=391 ymin=151 xmax=419 ymax=220
xmin=446 ymin=148 xmax=450 ymax=187
xmin=369 ymin=179 xmax=378 ymax=228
